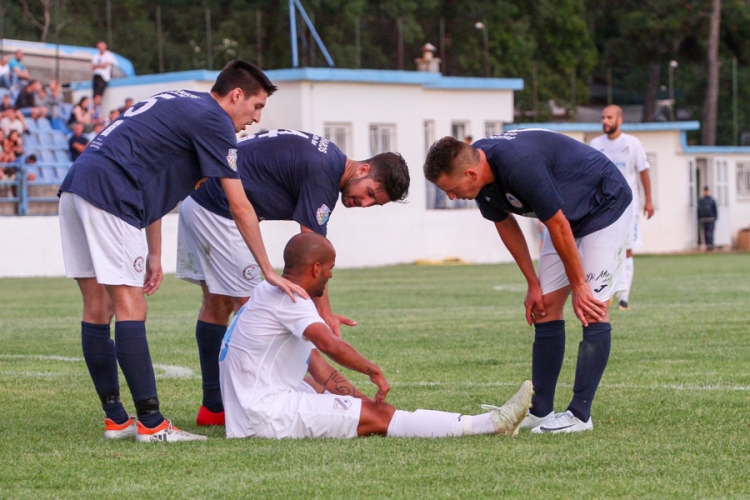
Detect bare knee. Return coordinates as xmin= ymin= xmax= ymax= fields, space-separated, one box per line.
xmin=357 ymin=401 xmax=397 ymax=437
xmin=77 ymin=278 xmax=114 ymax=324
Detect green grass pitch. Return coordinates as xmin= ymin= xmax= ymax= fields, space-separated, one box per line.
xmin=1 ymin=253 xmax=749 ymax=498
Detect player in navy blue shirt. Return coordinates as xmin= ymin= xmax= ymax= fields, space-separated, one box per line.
xmin=58 ymin=60 xmax=307 ymax=442
xmin=424 ymin=129 xmax=633 ymax=434
xmin=175 ymin=128 xmax=410 ymax=426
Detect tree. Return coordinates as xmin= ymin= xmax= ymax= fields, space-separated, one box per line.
xmin=702 ymin=0 xmax=721 ymax=145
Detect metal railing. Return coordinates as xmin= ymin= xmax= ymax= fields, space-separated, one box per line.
xmin=0 ymin=158 xmax=70 ymax=215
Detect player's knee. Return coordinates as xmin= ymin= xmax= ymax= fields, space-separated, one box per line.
xmin=200 ymin=293 xmax=234 ymax=323
xmin=358 ymin=401 xmax=396 ymax=436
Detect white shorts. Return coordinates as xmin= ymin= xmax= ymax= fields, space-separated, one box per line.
xmin=229 ymin=390 xmax=363 ymax=440
xmin=58 ymin=192 xmax=146 ymax=287
xmin=538 ymin=204 xmax=632 ymax=301
xmin=627 ymin=206 xmax=642 ymax=250
xmin=176 ymin=196 xmax=261 ymax=297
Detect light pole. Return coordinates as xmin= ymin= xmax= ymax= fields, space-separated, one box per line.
xmin=475 ymin=21 xmax=490 ymax=77
xmin=669 ymin=60 xmax=679 ymax=121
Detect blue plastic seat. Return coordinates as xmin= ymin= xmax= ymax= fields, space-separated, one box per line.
xmin=38 ymin=149 xmax=56 ymax=164
xmin=51 ymin=118 xmax=67 ymax=132
xmin=37 ymin=117 xmax=52 ymax=131
xmin=24 ymin=134 xmax=40 ymax=149
xmin=54 ymin=150 xmax=71 ymax=163
xmin=26 ymin=119 xmax=41 ymax=134
xmin=53 ymin=165 xmax=70 ymax=181
xmin=52 ymin=132 xmax=68 ymax=150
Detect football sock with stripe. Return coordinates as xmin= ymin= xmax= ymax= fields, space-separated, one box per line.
xmin=386 ymin=409 xmax=496 ymax=437
xmin=114 ymin=320 xmax=164 ymax=428
xmin=531 ymin=320 xmax=566 ymax=417
xmin=81 ymin=321 xmax=128 ymax=424
xmin=567 ymin=322 xmax=611 ymax=422
xmin=195 ymin=320 xmax=227 ymax=413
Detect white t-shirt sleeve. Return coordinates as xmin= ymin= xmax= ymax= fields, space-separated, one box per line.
xmin=275 ymin=297 xmax=326 ymax=339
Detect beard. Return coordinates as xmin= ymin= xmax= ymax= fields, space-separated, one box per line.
xmin=603 ymin=122 xmax=619 ymax=135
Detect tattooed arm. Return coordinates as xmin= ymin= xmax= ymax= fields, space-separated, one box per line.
xmin=303 ymin=322 xmax=389 ymax=402
xmin=307 ymin=349 xmax=372 ymax=402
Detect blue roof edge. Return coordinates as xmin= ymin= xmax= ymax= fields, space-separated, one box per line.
xmin=504 ymin=121 xmax=701 ymax=133
xmin=680 ymin=131 xmax=750 ymax=154
xmin=70 ymin=67 xmax=523 ymax=91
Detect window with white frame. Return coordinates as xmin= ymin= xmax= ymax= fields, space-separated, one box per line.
xmin=485 ymin=121 xmax=503 ymax=138
xmin=324 ymin=123 xmax=352 ymax=156
xmin=369 ymin=124 xmax=396 ymax=156
xmin=737 ymin=162 xmax=750 ymax=199
xmin=451 ymin=121 xmax=470 ymax=142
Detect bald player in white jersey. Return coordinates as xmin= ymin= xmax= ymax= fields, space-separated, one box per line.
xmin=219 ymin=233 xmax=533 ymax=440
xmin=589 ymin=105 xmax=655 ymax=311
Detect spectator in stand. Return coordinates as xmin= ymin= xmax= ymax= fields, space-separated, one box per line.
xmin=87 ymin=122 xmax=105 ymax=142
xmin=9 ymin=50 xmax=31 ymax=86
xmin=68 ymin=96 xmax=95 ymax=132
xmin=0 ymin=56 xmax=12 ymax=88
xmin=1 ymin=108 xmax=26 ymax=136
xmin=91 ymin=42 xmax=117 ymax=112
xmin=108 ymin=109 xmax=120 ymax=123
xmin=6 ymin=130 xmax=24 ymax=157
xmin=69 ymin=122 xmax=89 ymax=161
xmin=117 ymin=98 xmax=133 ymax=115
xmin=44 ymin=79 xmax=63 ymax=119
xmin=0 ymin=130 xmax=14 ymax=163
xmin=15 ymin=80 xmax=49 ymax=120
xmin=0 ymin=94 xmax=29 ymax=131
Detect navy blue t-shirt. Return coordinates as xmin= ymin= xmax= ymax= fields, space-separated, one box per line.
xmin=474 ymin=129 xmax=632 ymax=238
xmin=59 ymin=90 xmax=240 ymax=229
xmin=191 ymin=129 xmax=346 ymax=236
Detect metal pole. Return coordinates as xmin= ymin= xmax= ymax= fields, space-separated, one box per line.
xmin=256 ymin=10 xmax=262 ymax=68
xmin=397 ymin=18 xmax=403 ymax=70
xmin=355 ymin=16 xmax=360 ymax=69
xmin=289 ymin=0 xmax=298 ymax=68
xmin=55 ymin=0 xmax=60 ymax=82
xmin=483 ymin=24 xmax=489 ymax=77
xmin=156 ymin=4 xmax=164 ymax=73
xmin=607 ymin=68 xmax=612 ymax=105
xmin=669 ymin=60 xmax=678 ymax=121
xmin=439 ymin=17 xmax=445 ymax=74
xmin=733 ymin=56 xmax=738 ymax=145
xmin=106 ymin=0 xmax=113 ymax=48
xmin=206 ymin=7 xmax=212 ymax=70
xmin=570 ymin=68 xmax=576 ymax=111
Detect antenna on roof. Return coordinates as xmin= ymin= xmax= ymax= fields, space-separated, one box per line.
xmin=288 ymin=0 xmax=334 ymax=68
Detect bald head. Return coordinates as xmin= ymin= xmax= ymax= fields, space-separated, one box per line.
xmin=282 ymin=233 xmax=336 ymax=297
xmin=601 ymin=105 xmax=624 ymax=138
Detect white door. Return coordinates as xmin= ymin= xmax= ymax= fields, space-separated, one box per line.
xmin=711 ymin=158 xmax=732 ymax=247
xmin=688 ymin=158 xmax=698 ymax=249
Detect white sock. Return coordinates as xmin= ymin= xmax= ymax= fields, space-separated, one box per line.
xmin=386 ymin=409 xmax=496 ymax=438
xmin=620 ymin=256 xmax=634 ymax=303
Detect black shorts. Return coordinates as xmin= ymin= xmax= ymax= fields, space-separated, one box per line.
xmin=92 ymin=74 xmax=108 ymax=97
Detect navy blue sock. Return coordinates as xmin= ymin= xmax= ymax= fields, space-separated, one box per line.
xmin=114 ymin=321 xmax=164 ymax=428
xmin=196 ymin=320 xmax=227 ymax=413
xmin=567 ymin=322 xmax=611 ymax=422
xmin=81 ymin=322 xmax=128 ymax=424
xmin=531 ymin=320 xmax=566 ymax=417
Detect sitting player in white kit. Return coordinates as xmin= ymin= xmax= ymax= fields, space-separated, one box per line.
xmin=219 ymin=232 xmax=533 ymax=439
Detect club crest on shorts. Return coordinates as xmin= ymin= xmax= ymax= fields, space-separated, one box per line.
xmin=133 ymin=256 xmax=145 ymax=273
xmin=506 ymin=193 xmax=523 ymax=208
xmin=316 ymin=204 xmax=331 ymax=225
xmin=242 ymin=264 xmax=259 ymax=282
xmin=226 ymin=149 xmax=238 ymax=171
xmin=333 ymin=397 xmax=353 ymax=411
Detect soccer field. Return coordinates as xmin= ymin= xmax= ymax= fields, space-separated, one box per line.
xmin=1 ymin=253 xmax=748 ymax=498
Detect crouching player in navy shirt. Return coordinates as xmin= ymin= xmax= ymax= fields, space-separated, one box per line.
xmin=58 ymin=61 xmax=307 ymax=442
xmin=175 ymin=128 xmax=410 ymax=426
xmin=424 ymin=129 xmax=633 ymax=434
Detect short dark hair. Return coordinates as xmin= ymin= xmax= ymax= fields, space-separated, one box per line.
xmin=211 ymin=60 xmax=277 ymax=98
xmin=423 ymin=136 xmax=476 ymax=182
xmin=364 ymin=152 xmax=410 ymax=202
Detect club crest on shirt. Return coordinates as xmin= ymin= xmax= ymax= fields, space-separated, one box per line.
xmin=133 ymin=256 xmax=145 ymax=273
xmin=226 ymin=148 xmax=238 ymax=171
xmin=505 ymin=193 xmax=523 ymax=208
xmin=333 ymin=397 xmax=353 ymax=411
xmin=316 ymin=204 xmax=331 ymax=225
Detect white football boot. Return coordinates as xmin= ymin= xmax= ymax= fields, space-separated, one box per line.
xmin=530 ymin=410 xmax=593 ymax=434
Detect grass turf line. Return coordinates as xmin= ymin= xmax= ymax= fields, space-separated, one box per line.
xmin=0 ymin=253 xmax=749 ymax=498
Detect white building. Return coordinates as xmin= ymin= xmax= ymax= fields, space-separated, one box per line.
xmin=2 ymin=68 xmax=749 ymax=278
